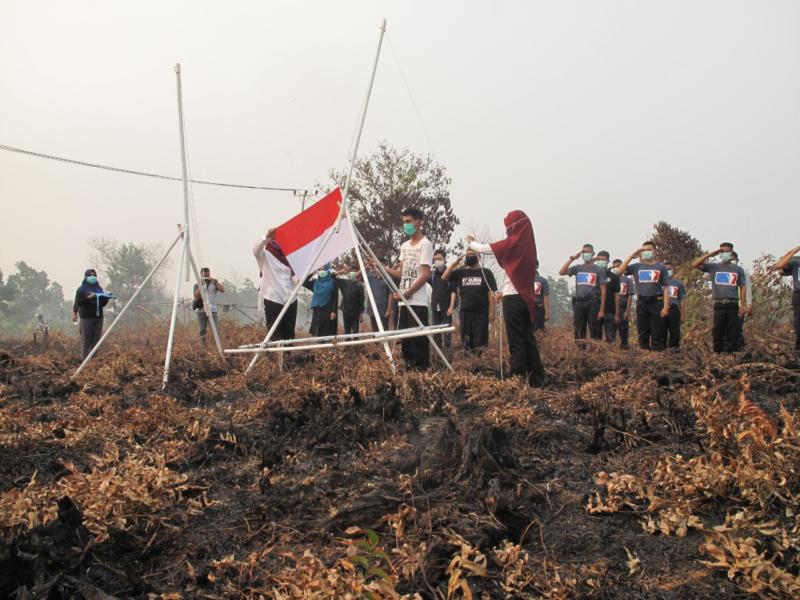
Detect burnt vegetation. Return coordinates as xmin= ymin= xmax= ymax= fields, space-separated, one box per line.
xmin=1 ymin=321 xmax=799 ymax=599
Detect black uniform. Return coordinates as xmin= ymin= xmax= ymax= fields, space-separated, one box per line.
xmin=450 ymin=266 xmax=497 ymax=350
xmin=625 ymin=263 xmax=670 ymax=351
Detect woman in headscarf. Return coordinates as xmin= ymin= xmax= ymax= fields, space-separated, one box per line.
xmin=72 ymin=268 xmax=111 ymax=359
xmin=466 ymin=210 xmax=545 ymax=386
xmin=303 ymin=263 xmax=341 ymax=337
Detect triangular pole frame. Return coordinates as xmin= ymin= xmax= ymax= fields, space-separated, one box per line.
xmin=73 ymin=64 xmax=225 ymax=388
xmin=242 ymin=18 xmax=453 ymax=374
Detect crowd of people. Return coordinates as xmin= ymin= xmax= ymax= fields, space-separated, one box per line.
xmin=72 ymin=211 xmax=800 ymax=381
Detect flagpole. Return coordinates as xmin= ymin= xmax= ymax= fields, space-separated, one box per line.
xmin=334 ymin=18 xmax=386 ymax=232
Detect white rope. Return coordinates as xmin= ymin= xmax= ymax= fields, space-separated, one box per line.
xmin=0 ymin=144 xmax=310 ymax=194
xmin=386 ymin=33 xmax=438 ymax=159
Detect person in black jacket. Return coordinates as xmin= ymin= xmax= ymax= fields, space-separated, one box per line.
xmin=430 ymin=249 xmax=455 ymax=352
xmin=303 ymin=264 xmax=341 ymax=337
xmin=339 ymin=269 xmax=365 ymax=335
xmin=72 ymin=269 xmax=111 ymax=359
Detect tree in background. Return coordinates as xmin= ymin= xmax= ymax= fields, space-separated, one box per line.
xmin=749 ymin=254 xmax=793 ymax=330
xmin=650 ymin=221 xmax=704 ymax=266
xmin=90 ymin=239 xmax=169 ymax=308
xmin=0 ymin=261 xmax=71 ymax=333
xmin=330 ymin=143 xmax=459 ymax=264
xmin=218 ymin=277 xmax=263 ymax=326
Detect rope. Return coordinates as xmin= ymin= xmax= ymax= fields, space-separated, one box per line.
xmin=0 ymin=144 xmax=310 ymax=194
xmin=386 ymin=33 xmax=438 ymax=158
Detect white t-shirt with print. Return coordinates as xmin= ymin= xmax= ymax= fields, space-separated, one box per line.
xmin=399 ymin=237 xmax=434 ymax=307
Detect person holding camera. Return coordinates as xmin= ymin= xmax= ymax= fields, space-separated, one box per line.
xmin=193 ymin=267 xmax=225 ymax=342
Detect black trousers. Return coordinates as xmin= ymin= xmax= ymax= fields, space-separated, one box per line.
xmin=264 ymin=299 xmax=297 ymax=341
xmin=460 ymin=310 xmax=489 ymax=350
xmin=431 ymin=308 xmax=452 ymax=350
xmin=79 ymin=317 xmax=103 ymax=360
xmin=664 ymin=305 xmax=682 ymax=348
xmin=342 ymin=312 xmax=360 ymax=335
xmin=573 ymin=297 xmax=601 ymax=340
xmin=533 ymin=305 xmax=546 ymax=331
xmin=794 ymin=292 xmax=800 ymax=351
xmin=713 ymin=303 xmax=740 ymax=353
xmin=502 ymin=295 xmax=545 ymax=387
xmin=618 ymin=304 xmax=630 ymax=348
xmin=369 ymin=310 xmax=389 ymax=333
xmin=602 ymin=313 xmax=617 ymax=343
xmin=310 ymin=307 xmax=337 ymax=337
xmin=637 ymin=297 xmax=666 ymax=351
xmin=398 ymin=304 xmax=430 ymax=369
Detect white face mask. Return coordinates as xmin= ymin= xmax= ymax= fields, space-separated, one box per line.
xmin=610 ymin=267 xmax=620 ymax=275
xmin=433 ymin=259 xmax=445 ymax=269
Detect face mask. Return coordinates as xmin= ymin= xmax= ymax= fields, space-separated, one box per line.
xmin=403 ymin=222 xmax=417 ymax=236
xmin=610 ymin=267 xmax=619 ymax=275
xmin=86 ymin=276 xmax=98 ymax=285
xmin=581 ymin=252 xmax=594 ymax=263
xmin=465 ymin=255 xmax=479 ymax=267
xmin=720 ymin=252 xmax=732 ymax=262
xmin=641 ymin=250 xmax=654 ymax=261
xmin=348 ymin=271 xmax=357 ymax=280
xmin=434 ymin=260 xmax=445 ymax=269
xmin=595 ymin=260 xmax=608 ymax=269
xmin=318 ymin=270 xmax=329 ymax=279
xmin=667 ymin=270 xmax=674 ymax=278
xmin=730 ymin=259 xmax=738 ymax=266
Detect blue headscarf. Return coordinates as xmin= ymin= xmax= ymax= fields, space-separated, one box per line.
xmin=77 ymin=269 xmax=104 ymax=297
xmin=310 ymin=264 xmax=335 ymax=308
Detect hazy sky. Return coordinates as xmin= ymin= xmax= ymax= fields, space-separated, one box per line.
xmin=2 ymin=0 xmax=798 ymax=297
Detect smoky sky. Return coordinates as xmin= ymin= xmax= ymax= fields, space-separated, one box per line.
xmin=1 ymin=0 xmax=798 ymax=295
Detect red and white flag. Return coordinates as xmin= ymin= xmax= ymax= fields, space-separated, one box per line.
xmin=273 ymin=187 xmax=355 ymax=276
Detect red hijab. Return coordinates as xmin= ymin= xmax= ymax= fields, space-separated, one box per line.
xmin=490 ymin=210 xmax=538 ymax=318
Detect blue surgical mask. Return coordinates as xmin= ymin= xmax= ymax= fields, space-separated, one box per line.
xmin=667 ymin=270 xmax=674 ymax=278
xmin=595 ymin=260 xmax=608 ymax=269
xmin=581 ymin=252 xmax=594 ymax=263
xmin=86 ymin=276 xmax=98 ymax=285
xmin=641 ymin=251 xmax=654 ymax=261
xmin=720 ymin=252 xmax=732 ymax=262
xmin=403 ymin=222 xmax=417 ymax=236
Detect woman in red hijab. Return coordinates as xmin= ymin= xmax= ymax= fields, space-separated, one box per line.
xmin=467 ymin=210 xmax=545 ymax=386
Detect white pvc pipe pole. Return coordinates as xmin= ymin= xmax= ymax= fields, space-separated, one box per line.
xmin=72 ymin=231 xmax=183 ymax=379
xmin=162 ymin=232 xmax=188 ymax=388
xmin=175 ymin=63 xmax=191 ymax=282
xmin=228 ymin=326 xmax=455 ymax=354
xmin=233 ymin=323 xmax=452 ymax=350
xmin=186 ymin=247 xmax=225 ymax=357
xmin=334 ymin=18 xmax=386 ymax=233
xmin=353 ymin=225 xmax=454 ymax=371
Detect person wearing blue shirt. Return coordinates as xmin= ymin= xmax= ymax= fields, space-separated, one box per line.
xmin=692 ymin=242 xmax=747 ymax=353
xmin=559 ymin=243 xmax=607 ymax=343
xmin=663 ymin=261 xmax=687 ymax=348
xmin=773 ymin=243 xmax=800 ymax=353
xmin=617 ymin=241 xmax=671 ymax=351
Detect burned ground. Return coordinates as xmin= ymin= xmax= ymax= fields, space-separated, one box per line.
xmin=1 ymin=324 xmax=799 ymax=598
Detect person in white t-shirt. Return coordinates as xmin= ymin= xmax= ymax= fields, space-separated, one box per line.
xmin=384 ymin=207 xmax=434 ymax=370
xmin=193 ymin=267 xmax=225 ymax=342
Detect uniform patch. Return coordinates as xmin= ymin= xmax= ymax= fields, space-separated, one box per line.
xmin=668 ymin=286 xmax=679 ymax=298
xmin=714 ymin=272 xmax=739 ymax=286
xmin=638 ymin=270 xmax=661 ymax=283
xmin=576 ymin=272 xmax=598 ymax=286
xmin=620 ymin=282 xmax=628 ymax=295
xmin=534 ymin=281 xmax=542 ymax=295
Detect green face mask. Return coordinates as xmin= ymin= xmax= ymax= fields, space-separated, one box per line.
xmin=403 ymin=222 xmax=417 ymax=236
xmin=348 ymin=271 xmax=357 ymax=280
xmin=318 ymin=270 xmax=329 ymax=279
xmin=667 ymin=270 xmax=674 ymax=278
xmin=641 ymin=250 xmax=654 ymax=261
xmin=610 ymin=267 xmax=620 ymax=275
xmin=581 ymin=252 xmax=594 ymax=263
xmin=720 ymin=252 xmax=732 ymax=262
xmin=730 ymin=259 xmax=738 ymax=266
xmin=595 ymin=260 xmax=608 ymax=269
xmin=86 ymin=276 xmax=98 ymax=285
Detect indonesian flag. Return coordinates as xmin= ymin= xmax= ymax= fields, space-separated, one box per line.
xmin=273 ymin=187 xmax=355 ymax=277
